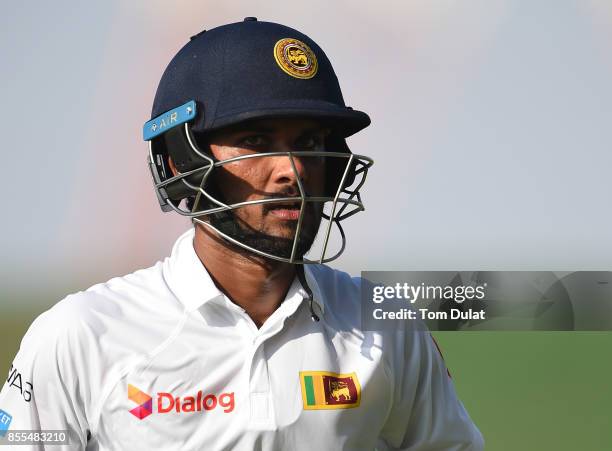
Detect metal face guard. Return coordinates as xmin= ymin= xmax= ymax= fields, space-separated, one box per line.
xmin=149 ymin=124 xmax=373 ymax=264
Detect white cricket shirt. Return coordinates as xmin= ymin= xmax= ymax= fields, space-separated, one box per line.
xmin=1 ymin=228 xmax=483 ymax=450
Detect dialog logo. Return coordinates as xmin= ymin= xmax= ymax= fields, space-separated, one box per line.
xmin=157 ymin=391 xmax=234 ymax=414
xmin=300 ymin=371 xmax=361 ymax=410
xmin=128 ymin=385 xmax=153 ymax=420
xmin=128 ymin=384 xmax=235 ymax=420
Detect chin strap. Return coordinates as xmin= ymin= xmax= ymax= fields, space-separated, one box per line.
xmin=296 ymin=265 xmax=320 ymax=322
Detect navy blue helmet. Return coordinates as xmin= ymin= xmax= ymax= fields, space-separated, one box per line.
xmin=143 ymin=18 xmax=373 ymax=264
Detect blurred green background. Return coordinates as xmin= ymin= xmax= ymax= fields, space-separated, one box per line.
xmin=2 ymin=308 xmax=610 ymax=450
xmin=435 ymin=332 xmax=612 ymax=450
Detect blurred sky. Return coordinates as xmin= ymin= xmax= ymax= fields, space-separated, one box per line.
xmin=1 ymin=0 xmax=611 ymax=307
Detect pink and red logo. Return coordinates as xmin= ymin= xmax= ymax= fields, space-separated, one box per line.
xmin=128 ymin=384 xmax=153 ymax=419
xmin=128 ymin=384 xmax=235 ymax=420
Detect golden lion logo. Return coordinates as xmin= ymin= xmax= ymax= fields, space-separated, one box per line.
xmin=287 ymin=47 xmax=308 ymax=67
xmin=329 ymin=380 xmax=351 ymax=401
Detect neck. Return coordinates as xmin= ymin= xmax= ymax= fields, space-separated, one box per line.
xmin=193 ymin=223 xmax=296 ymax=328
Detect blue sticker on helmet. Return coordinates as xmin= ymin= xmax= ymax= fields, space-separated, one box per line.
xmin=0 ymin=409 xmax=12 ymax=437
xmin=143 ymin=100 xmax=196 ymax=141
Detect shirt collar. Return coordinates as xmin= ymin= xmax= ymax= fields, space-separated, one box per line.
xmin=163 ymin=228 xmax=325 ymax=315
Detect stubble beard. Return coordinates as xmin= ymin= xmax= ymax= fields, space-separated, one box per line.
xmin=207 ymin=204 xmax=323 ymax=260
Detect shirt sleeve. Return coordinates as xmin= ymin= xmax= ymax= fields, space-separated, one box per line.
xmin=378 ymin=330 xmax=484 ymax=451
xmin=0 ymin=308 xmax=89 ymax=450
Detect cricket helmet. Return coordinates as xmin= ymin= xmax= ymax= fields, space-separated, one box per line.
xmin=144 ymin=18 xmax=373 ymax=264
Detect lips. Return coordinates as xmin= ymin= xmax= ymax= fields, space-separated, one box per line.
xmin=269 ymin=207 xmax=301 ymax=220
xmin=264 ymin=199 xmax=300 ymax=210
xmin=267 ymin=201 xmax=302 ymax=220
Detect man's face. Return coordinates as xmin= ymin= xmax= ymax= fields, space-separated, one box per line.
xmin=202 ymin=117 xmax=329 ymax=259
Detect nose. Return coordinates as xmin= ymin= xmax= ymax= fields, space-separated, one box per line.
xmin=271 ymin=152 xmax=309 ymax=189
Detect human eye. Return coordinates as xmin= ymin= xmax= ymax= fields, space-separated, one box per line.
xmin=239 ymin=135 xmax=269 ymax=147
xmin=295 ymin=134 xmax=323 ymax=150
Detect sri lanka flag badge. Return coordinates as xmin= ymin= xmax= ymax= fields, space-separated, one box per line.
xmin=300 ymin=371 xmax=361 ymax=410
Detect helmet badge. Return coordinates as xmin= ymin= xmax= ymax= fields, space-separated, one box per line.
xmin=273 ymin=38 xmax=318 ymax=79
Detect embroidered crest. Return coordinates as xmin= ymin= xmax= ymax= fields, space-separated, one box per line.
xmin=273 ymin=38 xmax=318 ymax=79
